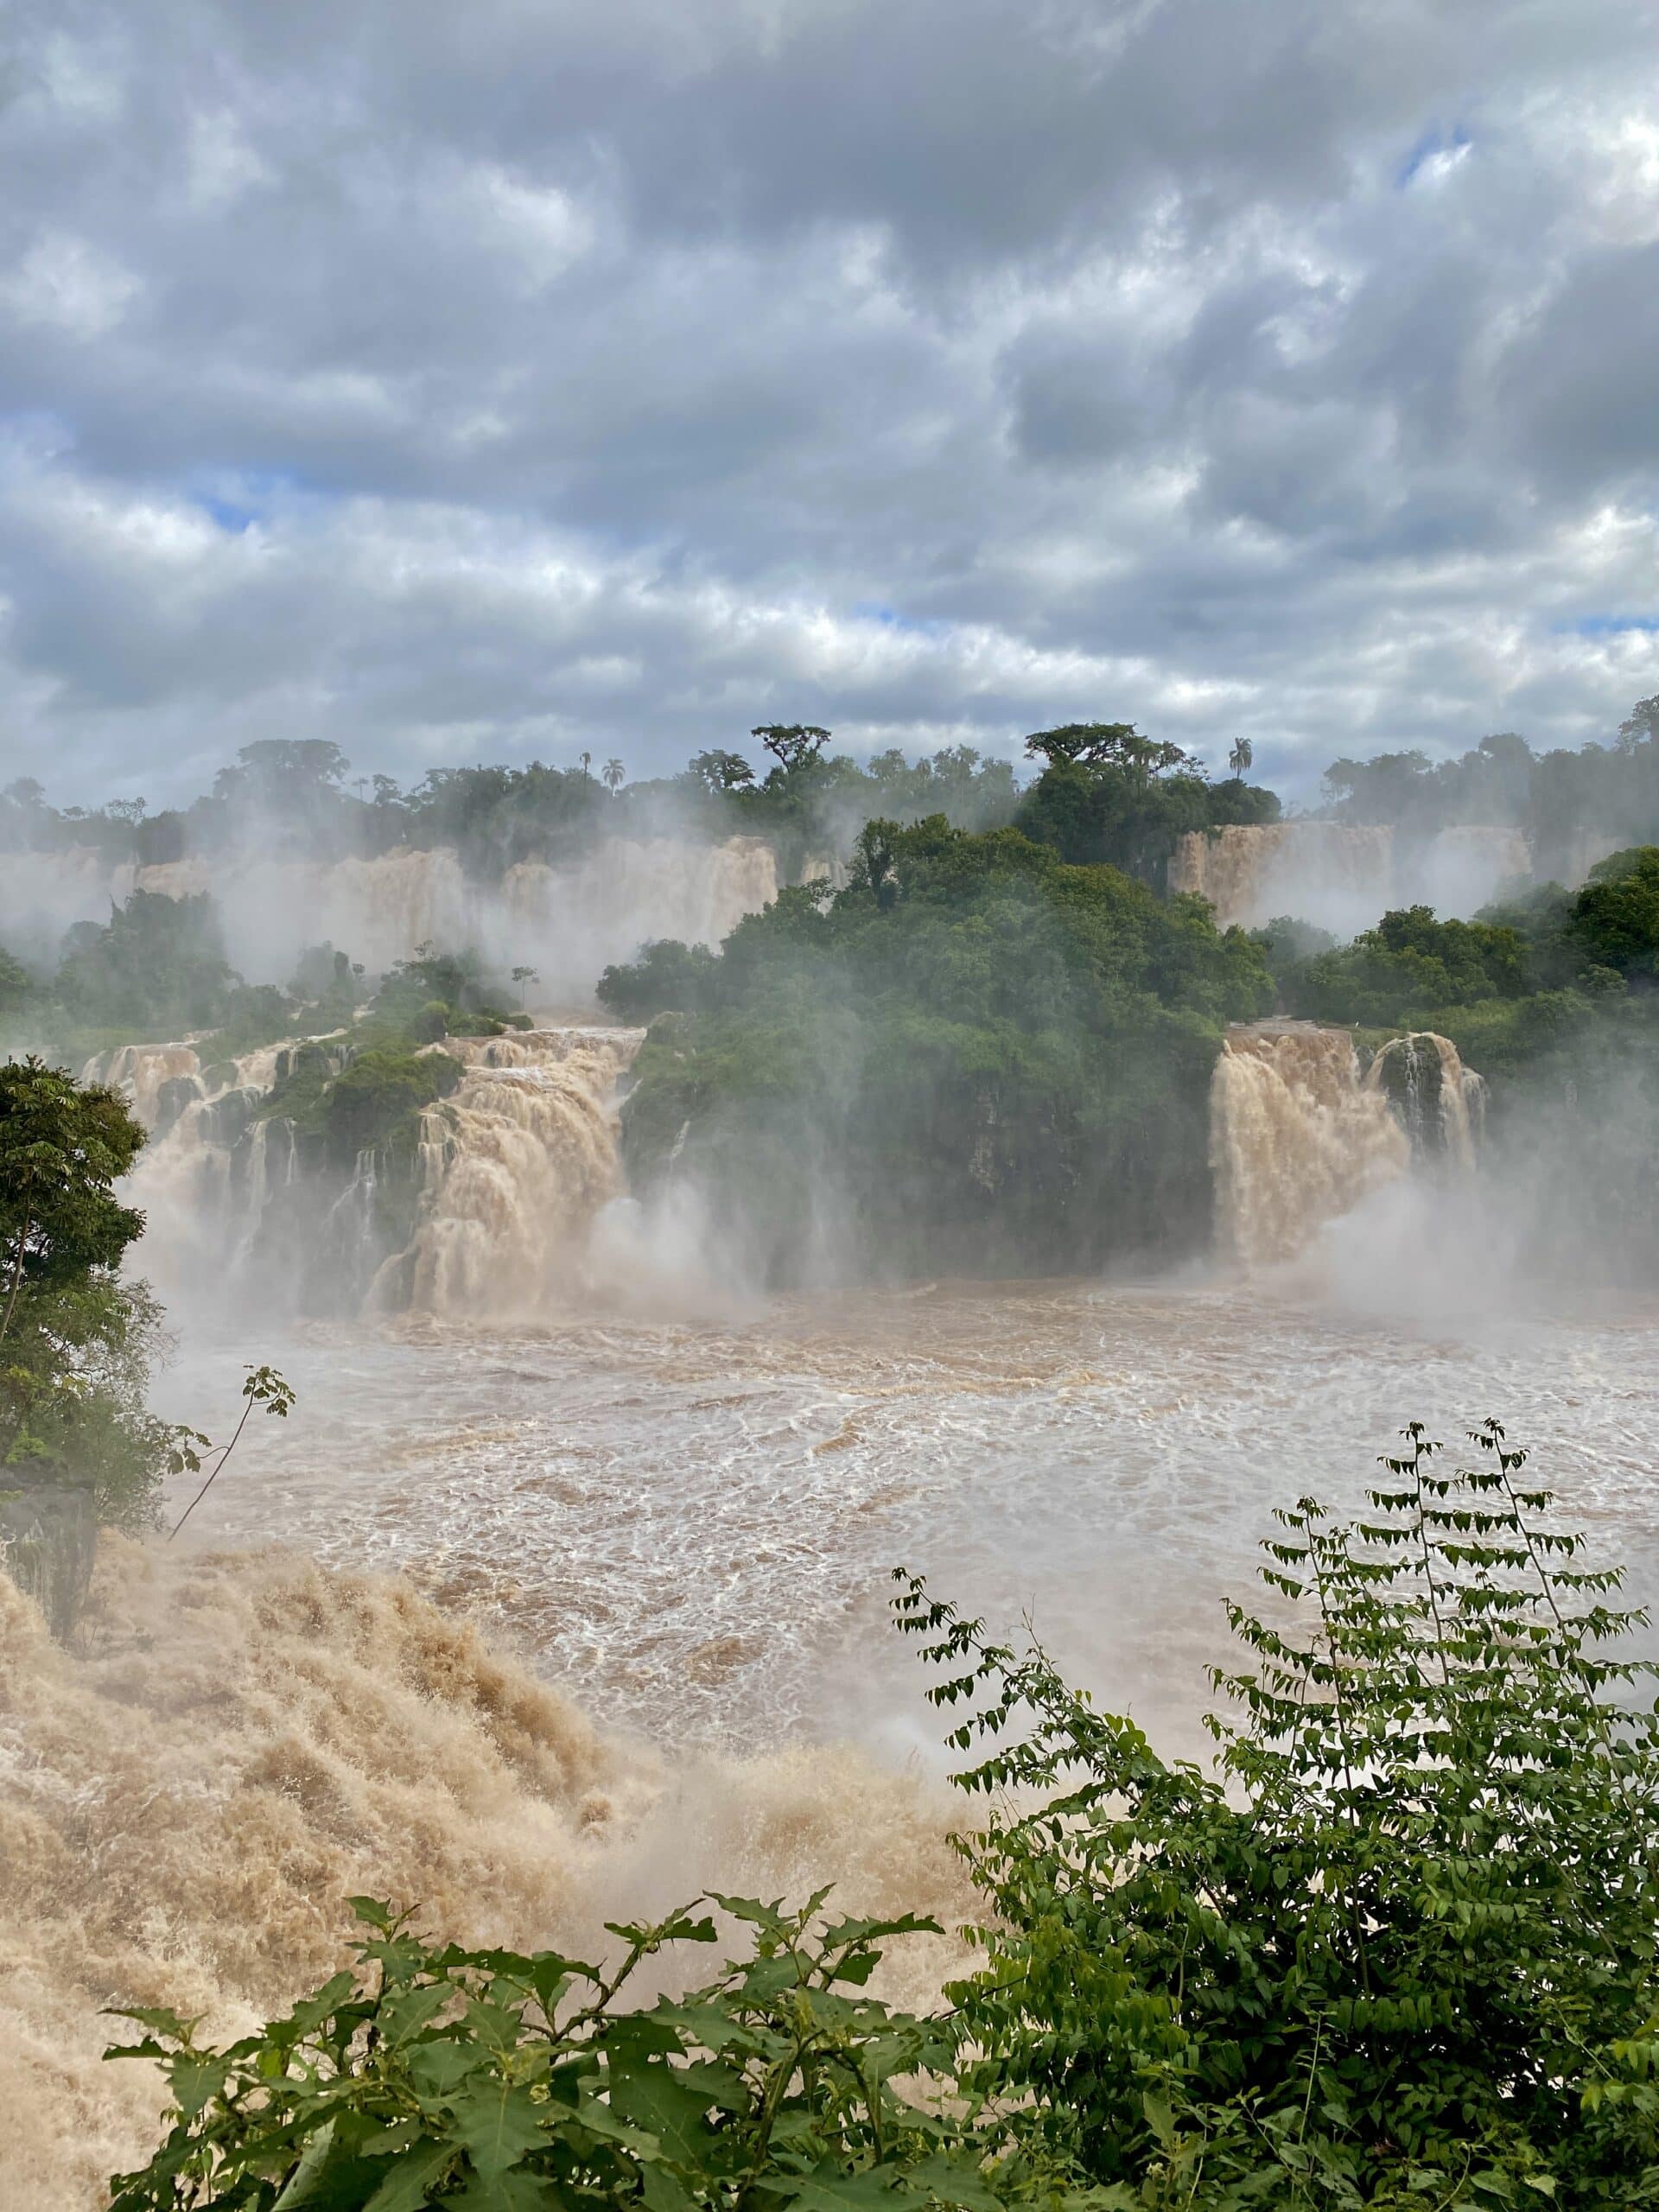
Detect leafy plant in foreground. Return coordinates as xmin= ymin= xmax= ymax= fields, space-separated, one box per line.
xmin=895 ymin=1421 xmax=1659 ymax=2206
xmin=106 ymin=1892 xmax=1048 ymax=2212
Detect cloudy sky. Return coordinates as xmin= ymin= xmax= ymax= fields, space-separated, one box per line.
xmin=2 ymin=0 xmax=1656 ymax=806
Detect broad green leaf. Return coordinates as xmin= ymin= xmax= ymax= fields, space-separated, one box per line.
xmin=363 ymin=2139 xmax=457 ymax=2212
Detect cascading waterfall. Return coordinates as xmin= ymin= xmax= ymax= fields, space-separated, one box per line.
xmin=88 ymin=1024 xmax=647 ymax=1317
xmin=373 ymin=1029 xmax=645 ymax=1315
xmin=1210 ymin=1021 xmax=1484 ymax=1267
xmin=1364 ymin=1032 xmax=1487 ymax=1173
xmin=1169 ymin=824 xmax=1396 ymax=933
xmin=10 ymin=836 xmax=779 ymax=995
xmin=85 ymin=1041 xmax=203 ymax=1128
xmin=1210 ymin=1024 xmax=1409 ymax=1266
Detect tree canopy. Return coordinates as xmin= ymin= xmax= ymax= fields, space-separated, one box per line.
xmin=608 ymin=816 xmax=1271 ymax=1280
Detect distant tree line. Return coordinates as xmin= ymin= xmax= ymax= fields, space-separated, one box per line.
xmin=1322 ymin=696 xmax=1659 ymax=867
xmin=0 ymin=715 xmax=1278 ymax=885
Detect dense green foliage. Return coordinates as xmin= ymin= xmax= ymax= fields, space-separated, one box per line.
xmin=0 ymin=732 xmax=1032 ymax=880
xmin=111 ymin=1423 xmax=1659 ymax=2208
xmin=1263 ymin=851 xmax=1659 ymax=1069
xmin=255 ymin=1042 xmax=463 ymax=1172
xmin=0 ymin=1059 xmax=177 ymax=1626
xmin=609 ymin=817 xmax=1271 ymax=1279
xmin=1014 ymin=724 xmax=1280 ymax=888
xmin=106 ymin=1894 xmax=1030 ymax=2212
xmin=594 ymin=939 xmax=723 ymax=1023
xmin=0 ymin=891 xmax=370 ymax=1066
xmin=1274 ymin=906 xmax=1535 ymax=1032
xmin=371 ymin=944 xmax=532 ymax=1044
xmin=53 ymin=893 xmax=268 ymax=1046
xmin=891 ymin=1420 xmax=1659 ymax=2205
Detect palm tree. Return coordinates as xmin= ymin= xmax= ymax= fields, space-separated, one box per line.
xmin=1228 ymin=736 xmax=1254 ymax=782
xmin=601 ymin=758 xmax=625 ymax=792
xmin=579 ymin=751 xmax=593 ymax=779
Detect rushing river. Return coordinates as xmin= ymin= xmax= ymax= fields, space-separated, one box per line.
xmin=160 ymin=1272 xmax=1659 ymax=1764
xmin=14 ymin=1007 xmax=1659 ymax=2209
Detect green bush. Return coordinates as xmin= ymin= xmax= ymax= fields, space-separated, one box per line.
xmin=257 ymin=1044 xmax=461 ymax=1170
xmin=896 ymin=1420 xmax=1659 ymax=2207
xmin=1570 ymin=847 xmax=1659 ymax=979
xmin=106 ymin=1895 xmax=1029 ymax=2212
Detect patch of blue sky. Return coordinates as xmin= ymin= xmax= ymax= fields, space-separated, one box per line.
xmin=851 ymin=601 xmax=946 ymax=636
xmin=1396 ymin=123 xmax=1472 ymax=188
xmin=1566 ymin=613 xmax=1659 ymax=637
xmin=188 ymin=464 xmax=319 ymax=532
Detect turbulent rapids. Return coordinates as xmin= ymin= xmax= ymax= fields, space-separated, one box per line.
xmin=0 ymin=1541 xmax=968 ymax=2212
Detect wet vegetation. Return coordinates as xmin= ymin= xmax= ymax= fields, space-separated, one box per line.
xmin=609 ymin=814 xmax=1272 ymax=1281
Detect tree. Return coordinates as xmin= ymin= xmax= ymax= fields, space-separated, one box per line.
xmin=54 ymin=890 xmax=240 ymax=1038
xmin=0 ymin=944 xmax=34 ymax=1020
xmin=511 ymin=963 xmax=539 ymax=1008
xmin=687 ymin=748 xmax=755 ymax=794
xmin=1227 ymin=735 xmax=1253 ymax=782
xmin=579 ymin=750 xmax=593 ymax=779
xmin=601 ymin=758 xmax=626 ymax=793
xmin=105 ymin=797 xmax=148 ymax=828
xmin=213 ymin=740 xmax=349 ymax=811
xmin=1618 ymin=694 xmax=1659 ymax=751
xmin=1023 ymin=721 xmax=1196 ymax=780
xmin=895 ymin=1420 xmax=1659 ymax=2204
xmin=1570 ymin=846 xmax=1659 ymax=976
xmin=0 ymin=1058 xmax=144 ymax=1345
xmin=0 ymin=1059 xmax=174 ymax=1625
xmin=753 ymin=723 xmax=831 ymax=773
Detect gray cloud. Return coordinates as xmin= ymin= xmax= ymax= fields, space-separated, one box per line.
xmin=0 ymin=0 xmax=1656 ymax=806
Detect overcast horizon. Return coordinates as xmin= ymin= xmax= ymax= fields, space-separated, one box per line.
xmin=2 ymin=0 xmax=1657 ymax=810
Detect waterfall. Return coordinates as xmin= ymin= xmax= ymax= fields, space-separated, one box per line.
xmin=1170 ymin=823 xmax=1396 ymax=934
xmin=8 ymin=836 xmax=779 ymax=997
xmin=84 ymin=1041 xmax=204 ymax=1129
xmin=1171 ymin=821 xmax=1547 ymax=933
xmin=370 ymin=1027 xmax=646 ymax=1316
xmin=1210 ymin=1021 xmax=1484 ymax=1267
xmin=1364 ymin=1032 xmax=1487 ymax=1173
xmin=1210 ymin=1023 xmax=1409 ymax=1266
xmin=94 ymin=1022 xmax=645 ymax=1317
xmin=1400 ymin=826 xmax=1531 ymax=915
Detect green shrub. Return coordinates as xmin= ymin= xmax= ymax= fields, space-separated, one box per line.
xmin=896 ymin=1420 xmax=1659 ymax=2207
xmin=106 ymin=1895 xmax=1032 ymax=2212
xmin=257 ymin=1045 xmax=461 ymax=1169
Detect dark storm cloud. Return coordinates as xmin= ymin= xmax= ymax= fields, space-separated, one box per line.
xmin=0 ymin=0 xmax=1656 ymax=804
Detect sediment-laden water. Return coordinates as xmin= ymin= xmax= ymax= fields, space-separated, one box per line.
xmin=13 ymin=1004 xmax=1659 ymax=2209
